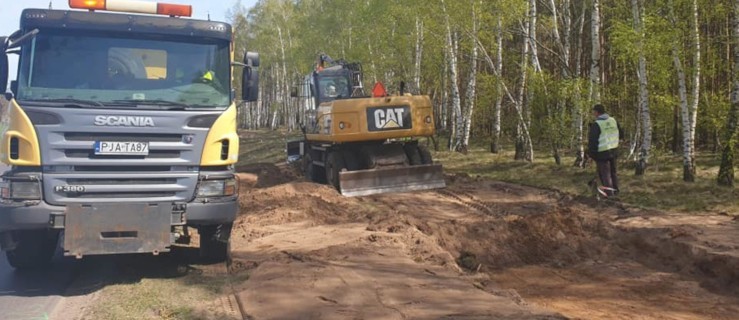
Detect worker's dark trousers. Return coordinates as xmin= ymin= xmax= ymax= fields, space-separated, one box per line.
xmin=596 ymin=157 xmax=619 ymax=193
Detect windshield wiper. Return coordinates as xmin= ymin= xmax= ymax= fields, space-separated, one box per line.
xmin=22 ymin=98 xmax=106 ymax=108
xmin=112 ymin=99 xmax=190 ymax=110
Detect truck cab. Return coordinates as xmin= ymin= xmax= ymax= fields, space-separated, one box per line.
xmin=0 ymin=1 xmax=259 ymax=268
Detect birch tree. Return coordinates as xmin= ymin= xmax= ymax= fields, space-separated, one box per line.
xmin=461 ymin=1 xmax=479 ymax=150
xmin=414 ymin=16 xmax=424 ymax=93
xmin=514 ymin=0 xmax=535 ymax=162
xmin=633 ymin=0 xmax=652 ymax=175
xmin=670 ymin=0 xmax=701 ymax=182
xmin=589 ymin=0 xmax=602 ymax=105
xmin=718 ymin=0 xmax=739 ymax=186
xmin=441 ymin=0 xmax=463 ymax=151
xmin=490 ymin=16 xmax=503 ymax=154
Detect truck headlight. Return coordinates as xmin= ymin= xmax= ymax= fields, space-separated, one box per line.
xmin=197 ymin=178 xmax=237 ymax=197
xmin=1 ymin=181 xmax=41 ymax=200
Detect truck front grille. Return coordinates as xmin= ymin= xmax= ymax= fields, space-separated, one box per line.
xmin=43 ymin=173 xmax=198 ymax=204
xmin=64 ymin=149 xmax=182 ymax=160
xmin=28 ymin=107 xmax=211 ymax=205
xmin=65 ymin=192 xmax=178 ymax=199
xmin=64 ymin=132 xmax=183 ymax=142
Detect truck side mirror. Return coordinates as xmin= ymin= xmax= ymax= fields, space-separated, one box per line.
xmin=241 ymin=51 xmax=260 ymax=103
xmin=1 ymin=36 xmax=7 ymax=94
xmin=0 ymin=52 xmax=7 ymax=95
xmin=290 ymin=86 xmax=298 ymax=98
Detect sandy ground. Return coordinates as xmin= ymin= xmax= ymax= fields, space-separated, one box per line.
xmin=225 ymin=163 xmax=739 ymax=320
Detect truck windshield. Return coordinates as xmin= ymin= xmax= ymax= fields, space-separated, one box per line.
xmin=16 ymin=31 xmax=231 ymax=108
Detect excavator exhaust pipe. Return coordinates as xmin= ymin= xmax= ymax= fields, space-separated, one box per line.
xmin=339 ymin=164 xmax=446 ymax=197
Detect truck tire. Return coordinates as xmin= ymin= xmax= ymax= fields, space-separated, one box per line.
xmin=5 ymin=230 xmax=59 ymax=270
xmin=418 ymin=145 xmax=433 ymax=165
xmin=404 ymin=143 xmax=422 ymax=165
xmin=325 ymin=151 xmax=346 ymax=190
xmin=198 ymin=224 xmax=231 ymax=263
xmin=343 ymin=150 xmax=361 ymax=171
xmin=305 ymin=153 xmax=326 ymax=183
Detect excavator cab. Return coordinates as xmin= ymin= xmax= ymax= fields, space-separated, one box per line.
xmin=315 ymin=70 xmax=349 ymax=101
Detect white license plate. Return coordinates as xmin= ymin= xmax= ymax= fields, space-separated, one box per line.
xmin=94 ymin=141 xmax=149 ymax=156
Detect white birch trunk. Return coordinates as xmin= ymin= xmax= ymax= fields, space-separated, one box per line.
xmin=441 ymin=0 xmax=463 ymax=151
xmin=573 ymin=7 xmax=587 ymax=167
xmin=529 ymin=0 xmax=542 ymax=73
xmin=414 ymin=16 xmax=424 ymax=93
xmin=462 ymin=2 xmax=479 ymax=150
xmin=633 ymin=0 xmax=652 ymax=175
xmin=589 ymin=0 xmax=602 ymax=104
xmin=491 ymin=16 xmax=503 ymax=153
xmin=514 ymin=1 xmax=534 ymax=162
xmin=669 ymin=0 xmax=693 ymax=181
xmin=687 ymin=0 xmax=701 ymax=181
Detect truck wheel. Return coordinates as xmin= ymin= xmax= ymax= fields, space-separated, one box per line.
xmin=404 ymin=143 xmax=422 ymax=165
xmin=198 ymin=224 xmax=231 ymax=263
xmin=5 ymin=230 xmax=59 ymax=270
xmin=325 ymin=151 xmax=346 ymax=190
xmin=305 ymin=153 xmax=326 ymax=183
xmin=418 ymin=145 xmax=433 ymax=165
xmin=343 ymin=150 xmax=361 ymax=171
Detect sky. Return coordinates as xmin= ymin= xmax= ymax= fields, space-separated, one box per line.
xmin=2 ymin=0 xmax=257 ymax=85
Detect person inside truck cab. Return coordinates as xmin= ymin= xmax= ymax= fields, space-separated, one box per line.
xmin=325 ymin=84 xmax=338 ymax=98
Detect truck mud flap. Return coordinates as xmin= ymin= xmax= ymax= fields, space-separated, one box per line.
xmin=339 ymin=164 xmax=446 ymax=197
xmin=64 ymin=203 xmax=172 ymax=258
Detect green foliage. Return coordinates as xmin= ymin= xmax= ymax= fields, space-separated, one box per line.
xmin=232 ymin=0 xmax=737 ymax=178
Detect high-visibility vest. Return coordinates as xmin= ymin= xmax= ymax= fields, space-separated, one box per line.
xmin=596 ymin=117 xmax=619 ymax=152
xmin=202 ymin=71 xmax=214 ymax=82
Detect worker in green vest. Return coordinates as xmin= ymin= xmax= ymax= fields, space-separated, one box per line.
xmin=588 ymin=104 xmax=624 ymax=197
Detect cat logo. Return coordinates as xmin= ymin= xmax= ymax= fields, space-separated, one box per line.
xmin=369 ymin=106 xmax=411 ymax=131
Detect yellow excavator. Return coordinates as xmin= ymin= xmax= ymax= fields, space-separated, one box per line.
xmin=287 ymin=54 xmax=445 ymax=196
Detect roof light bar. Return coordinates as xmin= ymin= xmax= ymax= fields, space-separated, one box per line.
xmin=69 ymin=0 xmax=192 ymax=17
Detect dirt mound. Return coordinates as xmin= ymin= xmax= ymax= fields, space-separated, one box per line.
xmin=236 ymin=162 xmax=299 ymax=188
xmin=227 ymin=174 xmax=739 ymax=319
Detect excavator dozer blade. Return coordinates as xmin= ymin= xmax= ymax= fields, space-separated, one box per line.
xmin=339 ymin=164 xmax=446 ymax=197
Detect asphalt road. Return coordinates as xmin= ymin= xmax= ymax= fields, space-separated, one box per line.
xmin=0 ymin=253 xmax=80 ymax=320
xmin=0 ymin=163 xmax=80 ymax=320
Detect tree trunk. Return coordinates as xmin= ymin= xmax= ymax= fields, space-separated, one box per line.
xmin=491 ymin=16 xmax=503 ymax=154
xmin=669 ymin=0 xmax=700 ymax=182
xmin=633 ymin=0 xmax=652 ymax=176
xmin=550 ymin=0 xmax=571 ymax=164
xmin=442 ymin=0 xmax=463 ymax=152
xmin=461 ymin=1 xmax=479 ymax=151
xmin=687 ymin=0 xmax=701 ymax=182
xmin=573 ymin=5 xmax=587 ymax=167
xmin=589 ymin=0 xmax=602 ymax=105
xmin=515 ymin=0 xmax=534 ymax=162
xmin=414 ymin=16 xmax=424 ymax=93
xmin=717 ymin=0 xmax=739 ymax=186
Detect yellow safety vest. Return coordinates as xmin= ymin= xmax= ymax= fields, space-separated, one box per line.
xmin=202 ymin=71 xmax=214 ymax=82
xmin=596 ymin=117 xmax=619 ymax=152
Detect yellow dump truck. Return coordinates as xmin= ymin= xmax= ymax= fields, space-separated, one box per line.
xmin=0 ymin=0 xmax=260 ymax=268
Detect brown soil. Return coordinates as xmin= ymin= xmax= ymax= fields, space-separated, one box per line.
xmin=228 ymin=163 xmax=739 ymax=320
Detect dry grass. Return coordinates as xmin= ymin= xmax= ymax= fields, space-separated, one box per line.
xmin=434 ymin=146 xmax=738 ymax=214
xmin=235 ymin=130 xmax=737 ymax=214
xmin=84 ymin=251 xmax=249 ymax=320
